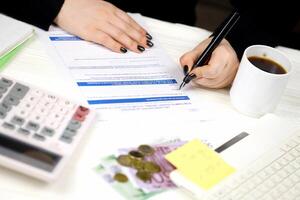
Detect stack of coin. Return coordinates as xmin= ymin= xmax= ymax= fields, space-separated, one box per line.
xmin=115 ymin=144 xmax=161 ymax=183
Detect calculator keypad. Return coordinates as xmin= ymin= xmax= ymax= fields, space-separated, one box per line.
xmin=0 ymin=76 xmax=92 ymax=146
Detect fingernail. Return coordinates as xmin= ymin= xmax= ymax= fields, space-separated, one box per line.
xmin=189 ymin=73 xmax=196 ymax=79
xmin=188 ymin=73 xmax=197 ymax=81
xmin=146 ymin=32 xmax=152 ymax=40
xmin=137 ymin=45 xmax=145 ymax=52
xmin=120 ymin=47 xmax=127 ymax=53
xmin=147 ymin=40 xmax=154 ymax=47
xmin=183 ymin=65 xmax=189 ymax=75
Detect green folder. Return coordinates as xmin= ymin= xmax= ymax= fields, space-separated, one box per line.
xmin=0 ymin=33 xmax=34 ymax=71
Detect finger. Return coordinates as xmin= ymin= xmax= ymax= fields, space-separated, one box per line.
xmin=110 ymin=15 xmax=151 ymax=48
xmin=98 ymin=21 xmax=143 ymax=53
xmin=89 ymin=30 xmax=126 ymax=53
xmin=192 ymin=45 xmax=230 ymax=78
xmin=190 ymin=62 xmax=224 ymax=80
xmin=193 ymin=63 xmax=237 ymax=88
xmin=192 ymin=64 xmax=232 ymax=88
xmin=211 ymin=70 xmax=236 ymax=88
xmin=179 ymin=51 xmax=199 ymax=71
xmin=179 ymin=39 xmax=212 ymax=71
xmin=214 ymin=73 xmax=236 ymax=88
xmin=193 ymin=76 xmax=226 ymax=88
xmin=193 ymin=77 xmax=218 ymax=88
xmin=114 ymin=9 xmax=147 ymax=36
xmin=209 ymin=53 xmax=239 ymax=88
xmin=213 ymin=63 xmax=239 ymax=88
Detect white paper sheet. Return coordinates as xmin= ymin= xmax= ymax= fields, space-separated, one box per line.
xmin=0 ymin=14 xmax=34 ymax=58
xmin=45 ymin=14 xmax=201 ymax=121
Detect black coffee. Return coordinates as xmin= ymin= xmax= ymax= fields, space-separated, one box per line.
xmin=248 ymin=56 xmax=287 ymax=74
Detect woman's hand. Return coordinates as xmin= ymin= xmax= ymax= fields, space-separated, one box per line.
xmin=180 ymin=38 xmax=239 ymax=88
xmin=54 ymin=0 xmax=153 ymax=53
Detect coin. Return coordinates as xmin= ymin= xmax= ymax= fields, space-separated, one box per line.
xmin=136 ymin=171 xmax=152 ymax=182
xmin=138 ymin=144 xmax=155 ymax=156
xmin=143 ymin=161 xmax=161 ymax=173
xmin=129 ymin=150 xmax=144 ymax=160
xmin=117 ymin=155 xmax=132 ymax=167
xmin=113 ymin=173 xmax=128 ymax=183
xmin=131 ymin=158 xmax=144 ymax=170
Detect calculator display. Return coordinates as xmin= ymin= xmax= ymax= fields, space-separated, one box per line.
xmin=0 ymin=132 xmax=61 ymax=172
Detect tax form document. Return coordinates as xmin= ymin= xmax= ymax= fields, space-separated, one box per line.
xmin=46 ymin=14 xmax=197 ymax=120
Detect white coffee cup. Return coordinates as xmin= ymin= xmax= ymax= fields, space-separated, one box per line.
xmin=230 ymin=45 xmax=292 ymax=117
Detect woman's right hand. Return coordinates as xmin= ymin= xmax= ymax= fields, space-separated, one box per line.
xmin=54 ymin=0 xmax=153 ymax=53
xmin=180 ymin=38 xmax=239 ymax=88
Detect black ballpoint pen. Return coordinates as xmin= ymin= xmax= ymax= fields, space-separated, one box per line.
xmin=179 ymin=11 xmax=240 ymax=90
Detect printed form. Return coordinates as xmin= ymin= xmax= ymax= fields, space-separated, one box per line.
xmin=46 ymin=15 xmax=197 ymax=120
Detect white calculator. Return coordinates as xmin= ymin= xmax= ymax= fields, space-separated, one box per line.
xmin=0 ymin=75 xmax=96 ymax=182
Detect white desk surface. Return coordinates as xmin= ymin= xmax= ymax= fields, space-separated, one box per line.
xmin=0 ymin=16 xmax=300 ymax=200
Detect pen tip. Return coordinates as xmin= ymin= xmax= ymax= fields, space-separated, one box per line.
xmin=179 ymin=82 xmax=185 ymax=90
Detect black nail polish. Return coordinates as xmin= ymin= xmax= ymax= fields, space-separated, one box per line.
xmin=120 ymin=47 xmax=127 ymax=53
xmin=183 ymin=65 xmax=189 ymax=75
xmin=146 ymin=32 xmax=152 ymax=40
xmin=147 ymin=40 xmax=154 ymax=47
xmin=137 ymin=45 xmax=145 ymax=52
xmin=189 ymin=73 xmax=196 ymax=79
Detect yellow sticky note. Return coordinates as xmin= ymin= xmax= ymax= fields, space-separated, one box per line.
xmin=165 ymin=139 xmax=235 ymax=190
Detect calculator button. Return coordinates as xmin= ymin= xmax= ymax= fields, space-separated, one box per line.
xmin=2 ymin=122 xmax=15 ymax=130
xmin=10 ymin=83 xmax=29 ymax=99
xmin=41 ymin=127 xmax=55 ymax=137
xmin=26 ymin=121 xmax=40 ymax=131
xmin=45 ymin=120 xmax=60 ymax=129
xmin=62 ymin=128 xmax=77 ymax=137
xmin=35 ymin=106 xmax=49 ymax=116
xmin=22 ymin=93 xmax=42 ymax=106
xmin=22 ymin=102 xmax=34 ymax=110
xmin=32 ymin=89 xmax=44 ymax=98
xmin=73 ymin=113 xmax=85 ymax=122
xmin=45 ymin=94 xmax=58 ymax=103
xmin=0 ymin=102 xmax=12 ymax=112
xmin=0 ymin=110 xmax=6 ymax=119
xmin=67 ymin=120 xmax=81 ymax=130
xmin=77 ymin=106 xmax=90 ymax=115
xmin=66 ymin=127 xmax=77 ymax=134
xmin=58 ymin=100 xmax=75 ymax=108
xmin=17 ymin=128 xmax=31 ymax=136
xmin=11 ymin=115 xmax=25 ymax=126
xmin=0 ymin=78 xmax=13 ymax=87
xmin=16 ymin=109 xmax=29 ymax=118
xmin=49 ymin=112 xmax=63 ymax=122
xmin=3 ymin=95 xmax=20 ymax=106
xmin=30 ymin=115 xmax=45 ymax=123
xmin=40 ymin=100 xmax=53 ymax=107
xmin=25 ymin=95 xmax=40 ymax=105
xmin=53 ymin=105 xmax=69 ymax=115
xmin=33 ymin=134 xmax=46 ymax=141
xmin=0 ymin=86 xmax=7 ymax=94
xmin=60 ymin=135 xmax=73 ymax=144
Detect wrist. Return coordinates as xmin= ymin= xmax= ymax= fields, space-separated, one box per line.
xmin=54 ymin=0 xmax=70 ymax=26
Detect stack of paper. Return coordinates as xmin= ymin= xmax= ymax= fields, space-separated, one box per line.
xmin=0 ymin=14 xmax=34 ymax=67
